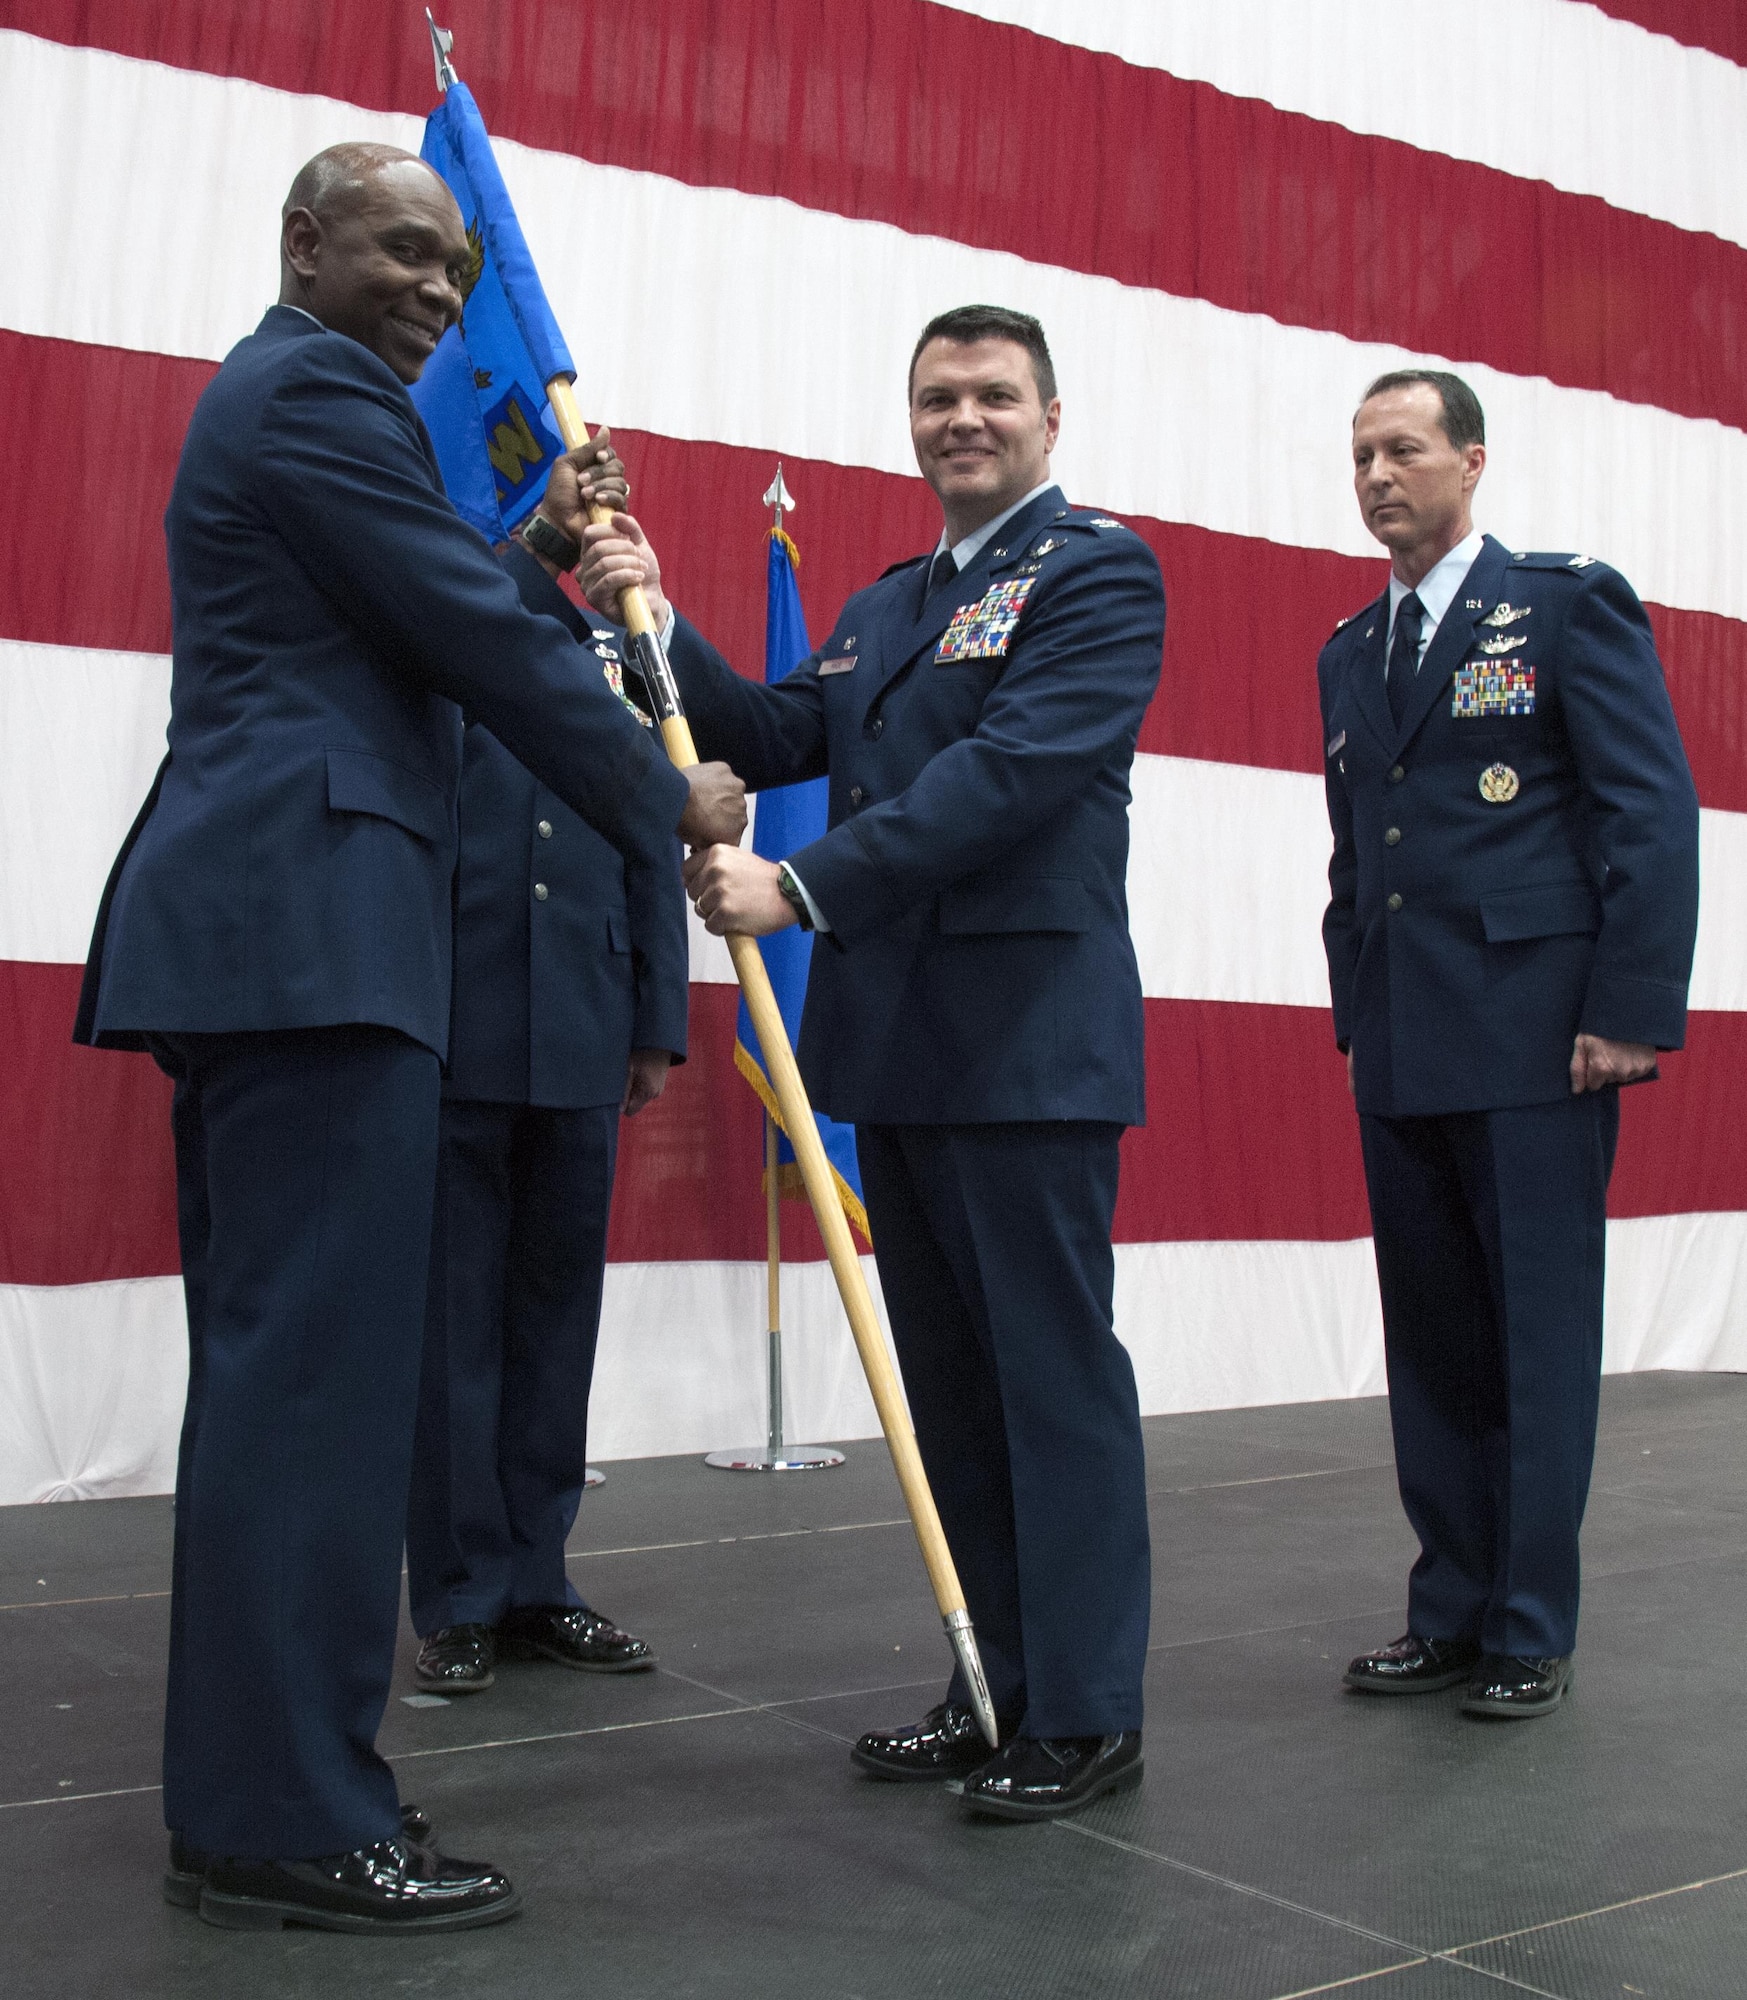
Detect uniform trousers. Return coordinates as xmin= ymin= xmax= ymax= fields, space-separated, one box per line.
xmin=1359 ymin=1090 xmax=1620 ymax=1659
xmin=856 ymin=1121 xmax=1150 ymax=1738
xmin=150 ymin=1025 xmax=440 ymax=1859
xmin=406 ymin=1099 xmax=619 ymax=1634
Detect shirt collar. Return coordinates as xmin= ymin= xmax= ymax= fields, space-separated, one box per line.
xmin=935 ymin=480 xmax=1056 ymax=574
xmin=276 ymin=302 xmax=326 ymax=329
xmin=1389 ymin=527 xmax=1485 ymax=636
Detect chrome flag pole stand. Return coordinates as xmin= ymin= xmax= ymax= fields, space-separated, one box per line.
xmin=708 ymin=1115 xmax=845 ymax=1472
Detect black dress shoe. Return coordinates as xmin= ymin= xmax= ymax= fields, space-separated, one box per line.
xmin=1461 ymin=1654 xmax=1573 ymax=1719
xmin=495 ymin=1604 xmax=655 ymax=1673
xmin=415 ymin=1623 xmax=496 ymax=1693
xmin=961 ymin=1732 xmax=1143 ymax=1821
xmin=851 ymin=1702 xmax=997 ymax=1783
xmin=199 ymin=1836 xmax=519 ymax=1932
xmin=1343 ymin=1633 xmax=1481 ymax=1695
xmin=164 ymin=1803 xmax=435 ymax=1909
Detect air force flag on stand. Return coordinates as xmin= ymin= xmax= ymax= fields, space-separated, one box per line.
xmin=735 ymin=527 xmax=869 ymax=1244
xmin=409 ymin=78 xmax=571 ymax=539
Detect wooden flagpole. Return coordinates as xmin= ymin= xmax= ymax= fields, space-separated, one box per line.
xmin=542 ymin=378 xmax=997 ymax=1745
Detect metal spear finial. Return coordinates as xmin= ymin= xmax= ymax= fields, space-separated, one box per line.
xmin=762 ymin=463 xmax=797 ymax=530
xmin=427 ymin=9 xmax=457 ymax=92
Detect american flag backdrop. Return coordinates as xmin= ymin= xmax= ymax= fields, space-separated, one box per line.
xmin=0 ymin=0 xmax=1743 ymax=1502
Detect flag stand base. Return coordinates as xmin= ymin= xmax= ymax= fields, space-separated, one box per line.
xmin=705 ymin=1444 xmax=845 ymax=1473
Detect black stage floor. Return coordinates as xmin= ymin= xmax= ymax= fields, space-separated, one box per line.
xmin=4 ymin=1370 xmax=1745 ymax=1999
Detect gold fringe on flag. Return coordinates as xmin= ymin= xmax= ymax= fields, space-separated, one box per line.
xmin=734 ymin=1037 xmax=871 ymax=1247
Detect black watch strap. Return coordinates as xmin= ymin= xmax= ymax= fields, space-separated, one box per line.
xmin=775 ymin=863 xmax=814 ymax=931
xmin=521 ymin=510 xmax=582 ymax=570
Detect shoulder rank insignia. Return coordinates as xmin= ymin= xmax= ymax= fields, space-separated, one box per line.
xmin=1334 ymin=615 xmax=1351 ymax=631
xmin=1027 ymin=537 xmax=1065 ymax=558
xmin=1453 ymin=663 xmax=1535 ymax=718
xmin=1475 ymin=634 xmax=1527 ymax=656
xmin=1568 ymin=554 xmax=1597 ymax=568
xmin=1479 ymin=762 xmax=1520 ymax=804
xmin=1480 ymin=603 xmax=1531 ymax=628
xmin=936 ymin=576 xmax=1036 ymax=662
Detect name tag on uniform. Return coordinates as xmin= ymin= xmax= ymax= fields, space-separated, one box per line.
xmin=1452 ymin=663 xmax=1535 ymax=718
xmin=935 ymin=576 xmax=1036 ymax=662
xmin=1326 ymin=730 xmax=1346 ymax=758
xmin=818 ymin=656 xmax=856 ymax=675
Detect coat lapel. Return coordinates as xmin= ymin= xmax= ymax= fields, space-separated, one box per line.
xmin=873 ymin=486 xmax=1067 ymax=697
xmin=1347 ymin=594 xmax=1394 ymax=754
xmin=1392 ymin=536 xmax=1511 ymax=751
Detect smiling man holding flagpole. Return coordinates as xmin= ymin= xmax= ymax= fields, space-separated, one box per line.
xmin=579 ymin=306 xmax=1166 ymax=1821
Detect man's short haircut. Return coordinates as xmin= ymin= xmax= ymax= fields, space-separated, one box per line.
xmin=909 ymin=305 xmax=1057 ymax=405
xmin=1358 ymin=369 xmax=1485 ymax=450
xmin=283 ymin=142 xmax=427 ymax=223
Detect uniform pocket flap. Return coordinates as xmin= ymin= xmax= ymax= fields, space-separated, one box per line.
xmin=1480 ymin=880 xmax=1601 ymax=943
xmin=938 ymin=874 xmax=1090 ymax=935
xmin=607 ymin=912 xmax=631 ymax=953
xmin=325 ymin=748 xmax=449 ymax=844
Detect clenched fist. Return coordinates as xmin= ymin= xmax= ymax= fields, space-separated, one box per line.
xmin=676 ymin=761 xmax=748 ymax=850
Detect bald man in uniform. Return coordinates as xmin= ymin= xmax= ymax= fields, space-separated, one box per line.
xmin=76 ymin=144 xmax=742 ymax=1930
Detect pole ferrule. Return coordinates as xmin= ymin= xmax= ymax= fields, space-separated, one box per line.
xmin=943 ymin=1608 xmax=999 ymax=1747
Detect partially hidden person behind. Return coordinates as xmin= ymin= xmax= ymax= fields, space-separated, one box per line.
xmin=73 ymin=143 xmax=743 ymax=1932
xmin=1319 ymin=369 xmax=1699 ymax=1719
xmin=406 ymin=521 xmax=685 ymax=1699
xmin=572 ymin=305 xmax=1164 ymax=1821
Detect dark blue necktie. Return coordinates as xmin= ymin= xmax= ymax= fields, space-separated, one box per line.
xmin=926 ymin=548 xmax=958 ymax=605
xmin=1387 ymin=590 xmax=1424 ymax=728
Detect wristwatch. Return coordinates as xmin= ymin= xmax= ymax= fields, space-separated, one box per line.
xmin=775 ymin=863 xmax=814 ymax=931
xmin=520 ymin=510 xmax=582 ymax=571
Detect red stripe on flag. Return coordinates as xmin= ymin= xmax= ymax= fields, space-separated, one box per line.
xmin=7 ymin=333 xmax=1741 ymax=812
xmin=7 ymin=958 xmax=1737 ymax=1285
xmin=0 ymin=960 xmax=177 ymax=1286
xmin=1585 ymin=1 xmax=1747 ymax=67
xmin=5 ymin=0 xmax=1747 ymax=432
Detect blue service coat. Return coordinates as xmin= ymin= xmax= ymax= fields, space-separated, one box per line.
xmin=1318 ymin=535 xmax=1700 ymax=1117
xmin=446 ymin=545 xmax=689 ymax=1107
xmin=75 ymin=305 xmax=687 ymax=1057
xmin=665 ymin=486 xmax=1164 ymax=1126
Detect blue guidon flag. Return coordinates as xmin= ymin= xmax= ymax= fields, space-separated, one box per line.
xmin=735 ymin=527 xmax=869 ymax=1245
xmin=409 ymin=76 xmax=571 ymax=539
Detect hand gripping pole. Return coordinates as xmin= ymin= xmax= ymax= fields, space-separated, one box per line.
xmin=545 ymin=379 xmax=998 ymax=1746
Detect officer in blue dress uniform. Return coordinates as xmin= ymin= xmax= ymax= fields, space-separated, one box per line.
xmin=72 ymin=145 xmax=743 ymax=1930
xmin=1319 ymin=370 xmax=1699 ymax=1717
xmin=406 ymin=540 xmax=688 ymax=1695
xmin=576 ymin=306 xmax=1164 ymax=1821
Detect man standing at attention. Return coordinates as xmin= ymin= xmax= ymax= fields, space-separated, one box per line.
xmin=1320 ymin=370 xmax=1698 ymax=1718
xmin=74 ymin=144 xmax=743 ymax=1930
xmin=406 ymin=534 xmax=686 ymax=1697
xmin=578 ymin=306 xmax=1164 ymax=1819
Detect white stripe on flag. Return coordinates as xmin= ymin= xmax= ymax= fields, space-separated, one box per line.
xmin=930 ymin=0 xmax=1747 ymax=251
xmin=0 ymin=639 xmax=168 ymax=965
xmin=10 ymin=1214 xmax=1746 ymax=1501
xmin=6 ymin=638 xmax=1743 ymax=1014
xmin=3 ymin=34 xmax=1745 ymax=624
